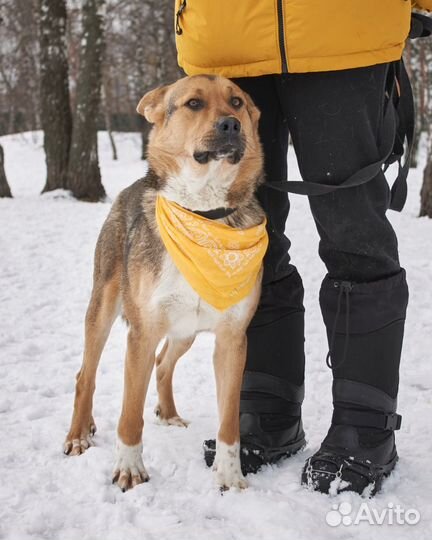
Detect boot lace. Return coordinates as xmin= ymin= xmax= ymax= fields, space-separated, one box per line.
xmin=326 ymin=280 xmax=353 ymax=369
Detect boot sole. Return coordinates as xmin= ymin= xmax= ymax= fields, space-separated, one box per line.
xmin=302 ymin=450 xmax=398 ymax=496
xmin=367 ymin=452 xmax=399 ymax=496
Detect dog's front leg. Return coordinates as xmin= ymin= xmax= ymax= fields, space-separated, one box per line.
xmin=212 ymin=325 xmax=248 ymax=490
xmin=112 ymin=322 xmax=162 ymax=492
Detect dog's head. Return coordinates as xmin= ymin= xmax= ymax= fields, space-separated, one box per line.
xmin=137 ymin=75 xmax=263 ymax=206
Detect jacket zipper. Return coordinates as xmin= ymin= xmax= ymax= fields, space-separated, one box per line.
xmin=176 ymin=0 xmax=187 ymax=35
xmin=277 ymin=0 xmax=288 ymax=72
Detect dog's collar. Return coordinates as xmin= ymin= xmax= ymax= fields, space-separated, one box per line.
xmin=184 ymin=206 xmax=237 ymax=220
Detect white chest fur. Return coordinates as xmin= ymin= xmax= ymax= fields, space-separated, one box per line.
xmin=160 ymin=159 xmax=236 ymax=212
xmin=149 ymin=253 xmax=254 ymax=339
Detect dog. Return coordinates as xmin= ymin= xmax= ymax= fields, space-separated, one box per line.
xmin=64 ymin=74 xmax=267 ymax=491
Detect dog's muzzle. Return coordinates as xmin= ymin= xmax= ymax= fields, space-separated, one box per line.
xmin=193 ymin=116 xmax=246 ymax=165
xmin=193 ymin=145 xmax=244 ymax=165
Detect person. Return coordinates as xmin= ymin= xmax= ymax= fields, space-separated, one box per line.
xmin=173 ymin=0 xmax=432 ymax=495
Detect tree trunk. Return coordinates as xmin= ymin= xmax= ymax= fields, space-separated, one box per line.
xmin=0 ymin=145 xmax=12 ymax=198
xmin=39 ymin=0 xmax=72 ymax=193
xmin=7 ymin=106 xmax=15 ymax=135
xmin=420 ymin=147 xmax=432 ymax=218
xmin=67 ymin=0 xmax=106 ymax=201
xmin=102 ymin=77 xmax=118 ymax=160
xmin=411 ymin=42 xmax=427 ymax=169
xmin=141 ymin=122 xmax=152 ymax=160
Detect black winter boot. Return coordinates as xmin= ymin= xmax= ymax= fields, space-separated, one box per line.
xmin=204 ymin=371 xmax=306 ymax=474
xmin=302 ymin=270 xmax=408 ymax=496
xmin=302 ymin=379 xmax=401 ymax=496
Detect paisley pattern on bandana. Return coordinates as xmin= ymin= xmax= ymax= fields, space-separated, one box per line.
xmin=155 ymin=195 xmax=268 ymax=311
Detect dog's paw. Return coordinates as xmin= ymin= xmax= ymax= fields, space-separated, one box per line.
xmin=213 ymin=440 xmax=248 ymax=490
xmin=64 ymin=420 xmax=97 ymax=456
xmin=112 ymin=440 xmax=149 ymax=492
xmin=154 ymin=404 xmax=190 ymax=427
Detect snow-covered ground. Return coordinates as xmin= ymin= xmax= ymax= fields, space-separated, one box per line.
xmin=0 ymin=131 xmax=431 ymax=540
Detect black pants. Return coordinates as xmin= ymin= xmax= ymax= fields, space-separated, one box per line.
xmin=234 ymin=64 xmax=409 ymax=400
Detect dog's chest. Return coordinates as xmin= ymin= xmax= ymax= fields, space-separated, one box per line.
xmin=149 ymin=254 xmax=249 ymax=338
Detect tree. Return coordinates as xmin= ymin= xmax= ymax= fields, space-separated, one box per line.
xmin=138 ymin=0 xmax=182 ymax=156
xmin=405 ymin=29 xmax=432 ymax=218
xmin=414 ymin=31 xmax=432 ymax=218
xmin=67 ymin=0 xmax=106 ymax=201
xmin=0 ymin=0 xmax=40 ymax=135
xmin=0 ymin=144 xmax=12 ymax=197
xmin=420 ymin=151 xmax=432 ymax=216
xmin=102 ymin=0 xmax=182 ymax=159
xmin=39 ymin=0 xmax=72 ymax=193
xmin=101 ymin=74 xmax=118 ymax=160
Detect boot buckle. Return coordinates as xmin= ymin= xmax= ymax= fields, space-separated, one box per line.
xmin=384 ymin=413 xmax=402 ymax=431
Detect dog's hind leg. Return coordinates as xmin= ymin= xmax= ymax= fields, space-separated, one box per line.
xmin=64 ymin=277 xmax=120 ymax=456
xmin=154 ymin=336 xmax=195 ymax=427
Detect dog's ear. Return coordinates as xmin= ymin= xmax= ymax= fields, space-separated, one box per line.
xmin=242 ymin=90 xmax=261 ymax=128
xmin=137 ymin=85 xmax=170 ymax=124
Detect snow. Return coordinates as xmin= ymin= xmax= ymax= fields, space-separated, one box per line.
xmin=0 ymin=131 xmax=431 ymax=540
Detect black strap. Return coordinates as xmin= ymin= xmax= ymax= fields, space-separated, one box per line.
xmin=264 ymin=60 xmax=415 ymax=212
xmin=410 ymin=12 xmax=432 ymax=38
xmin=332 ymin=406 xmax=402 ymax=431
xmin=388 ymin=60 xmax=415 ymax=211
xmin=266 ymin=92 xmax=396 ymax=197
xmin=240 ymin=398 xmax=301 ymax=415
xmin=241 ymin=370 xmax=305 ymax=403
xmin=333 ymin=379 xmax=398 ymax=413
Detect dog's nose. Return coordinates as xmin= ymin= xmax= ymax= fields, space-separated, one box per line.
xmin=216 ymin=116 xmax=241 ymax=136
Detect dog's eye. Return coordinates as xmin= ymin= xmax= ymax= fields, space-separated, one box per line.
xmin=185 ymin=98 xmax=203 ymax=110
xmin=231 ymin=97 xmax=243 ymax=109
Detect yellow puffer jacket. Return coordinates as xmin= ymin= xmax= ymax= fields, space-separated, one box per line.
xmin=175 ymin=0 xmax=432 ymax=77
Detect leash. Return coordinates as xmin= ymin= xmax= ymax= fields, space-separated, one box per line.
xmin=264 ymin=60 xmax=411 ymax=212
xmin=263 ymin=13 xmax=432 ymax=212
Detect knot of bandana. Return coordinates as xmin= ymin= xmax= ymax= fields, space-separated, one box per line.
xmin=155 ymin=195 xmax=269 ymax=311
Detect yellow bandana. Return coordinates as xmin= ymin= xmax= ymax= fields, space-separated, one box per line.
xmin=155 ymin=195 xmax=268 ymax=311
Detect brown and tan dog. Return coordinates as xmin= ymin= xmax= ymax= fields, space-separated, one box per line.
xmin=64 ymin=75 xmax=266 ymax=491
